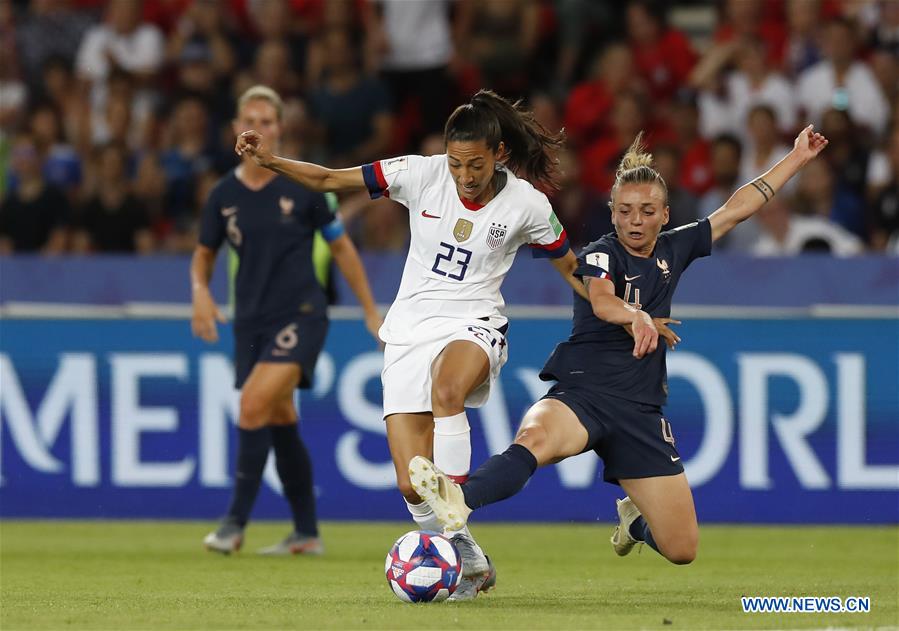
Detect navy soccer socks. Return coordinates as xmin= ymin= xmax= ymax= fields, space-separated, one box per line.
xmin=629 ymin=515 xmax=660 ymax=553
xmin=271 ymin=423 xmax=319 ymax=537
xmin=226 ymin=427 xmax=271 ymax=527
xmin=461 ymin=443 xmax=538 ymax=509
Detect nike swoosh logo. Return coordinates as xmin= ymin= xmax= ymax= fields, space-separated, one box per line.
xmin=625 ymin=274 xmax=641 ymax=281
xmin=670 ymin=455 xmax=681 ymax=462
xmin=421 ymin=210 xmax=441 ymax=219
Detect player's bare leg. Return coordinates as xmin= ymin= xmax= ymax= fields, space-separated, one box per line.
xmin=512 ymin=399 xmax=591 ymax=465
xmin=617 ymin=474 xmax=699 ymax=564
xmin=238 ymin=362 xmax=301 ymax=429
xmin=386 ymin=412 xmax=435 ymax=504
xmin=205 ymin=362 xmax=300 ymax=553
xmin=431 ymin=339 xmax=490 ymax=415
xmin=259 ymin=390 xmax=324 ymax=556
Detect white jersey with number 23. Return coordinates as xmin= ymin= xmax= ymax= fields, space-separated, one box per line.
xmin=361 ymin=154 xmax=570 ymax=345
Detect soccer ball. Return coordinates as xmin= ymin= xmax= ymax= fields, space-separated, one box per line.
xmin=385 ymin=530 xmax=462 ymax=603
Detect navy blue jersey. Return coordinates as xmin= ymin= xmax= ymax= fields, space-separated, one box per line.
xmin=540 ymin=219 xmax=713 ymax=405
xmin=199 ymin=171 xmax=342 ymax=325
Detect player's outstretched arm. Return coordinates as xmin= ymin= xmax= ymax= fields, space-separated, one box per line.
xmin=586 ymin=276 xmax=658 ymax=359
xmin=708 ymin=124 xmax=828 ymax=242
xmin=190 ymin=244 xmax=227 ymax=343
xmin=549 ymin=250 xmax=589 ymax=300
xmin=235 ymin=130 xmax=367 ymax=193
xmin=328 ymin=233 xmax=383 ymax=344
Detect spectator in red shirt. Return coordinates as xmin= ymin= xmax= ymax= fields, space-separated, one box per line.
xmin=564 ymin=42 xmax=640 ymax=150
xmin=713 ymin=0 xmax=787 ymax=67
xmin=653 ymin=144 xmax=699 ymax=228
xmin=547 ymin=148 xmax=611 ymax=249
xmin=668 ymin=94 xmax=713 ymax=196
xmin=579 ymin=91 xmax=649 ymax=194
xmin=626 ymin=0 xmax=696 ymax=103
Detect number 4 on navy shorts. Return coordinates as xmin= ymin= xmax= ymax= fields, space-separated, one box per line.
xmin=542 ymin=382 xmax=685 ymax=484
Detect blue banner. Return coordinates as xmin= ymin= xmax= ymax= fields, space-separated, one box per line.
xmin=2 ymin=254 xmax=898 ymax=307
xmin=1 ymin=318 xmax=897 ymax=523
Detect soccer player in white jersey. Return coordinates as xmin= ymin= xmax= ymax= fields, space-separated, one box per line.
xmin=236 ymin=90 xmax=596 ymax=598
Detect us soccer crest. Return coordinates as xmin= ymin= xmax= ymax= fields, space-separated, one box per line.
xmin=657 ymin=258 xmax=671 ymax=281
xmin=453 ymin=218 xmax=473 ymax=242
xmin=279 ymin=196 xmax=294 ymax=215
xmin=486 ymin=223 xmax=508 ymax=250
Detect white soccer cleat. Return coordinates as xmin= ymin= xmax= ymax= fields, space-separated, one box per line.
xmin=408 ymin=456 xmax=471 ymax=531
xmin=203 ymin=521 xmax=243 ymax=554
xmin=451 ymin=530 xmax=489 ymax=577
xmin=449 ymin=567 xmax=496 ymax=601
xmin=447 ymin=535 xmax=496 ymax=602
xmin=257 ymin=532 xmax=325 ymax=556
xmin=610 ymin=496 xmax=642 ymax=556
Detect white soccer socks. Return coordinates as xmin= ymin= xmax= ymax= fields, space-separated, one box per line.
xmin=405 ymin=497 xmax=443 ymax=533
xmin=433 ymin=411 xmax=471 ymax=484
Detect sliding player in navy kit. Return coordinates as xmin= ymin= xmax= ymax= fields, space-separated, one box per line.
xmin=411 ymin=125 xmax=828 ymax=566
xmin=191 ymin=86 xmax=381 ymax=555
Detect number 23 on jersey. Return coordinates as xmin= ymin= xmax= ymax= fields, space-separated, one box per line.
xmin=432 ymin=241 xmax=472 ymax=281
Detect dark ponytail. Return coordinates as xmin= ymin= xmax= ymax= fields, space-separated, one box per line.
xmin=444 ymin=89 xmax=565 ymax=192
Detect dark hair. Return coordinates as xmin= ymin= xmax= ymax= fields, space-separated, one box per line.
xmin=609 ymin=131 xmax=668 ymax=205
xmin=27 ymin=99 xmax=65 ymax=143
xmin=95 ymin=140 xmax=130 ymax=163
xmin=628 ymin=0 xmax=668 ymax=27
xmin=828 ymin=15 xmax=857 ymax=34
xmin=444 ymin=89 xmax=565 ymax=192
xmin=41 ymin=54 xmax=72 ymax=76
xmin=712 ymin=133 xmax=743 ymax=157
xmin=800 ymin=237 xmax=833 ymax=253
xmin=747 ymin=103 xmax=777 ymax=124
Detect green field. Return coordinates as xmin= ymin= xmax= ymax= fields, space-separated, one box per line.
xmin=1 ymin=521 xmax=896 ymax=630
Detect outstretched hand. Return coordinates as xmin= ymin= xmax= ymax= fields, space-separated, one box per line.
xmin=235 ymin=130 xmax=273 ymax=167
xmin=653 ymin=317 xmax=682 ymax=350
xmin=792 ymin=124 xmax=829 ymax=164
xmin=624 ymin=317 xmax=681 ymax=350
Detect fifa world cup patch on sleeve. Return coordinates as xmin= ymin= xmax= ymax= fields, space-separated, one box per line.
xmin=381 ymin=156 xmax=409 ymax=175
xmin=549 ymin=211 xmax=563 ymax=237
xmin=586 ymin=252 xmax=610 ymax=271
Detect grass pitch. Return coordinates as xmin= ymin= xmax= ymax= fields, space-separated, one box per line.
xmin=1 ymin=521 xmax=896 ymax=630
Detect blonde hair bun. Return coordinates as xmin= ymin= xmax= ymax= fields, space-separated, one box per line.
xmin=617 ymin=131 xmax=655 ymax=175
xmin=610 ymin=130 xmax=667 ymax=203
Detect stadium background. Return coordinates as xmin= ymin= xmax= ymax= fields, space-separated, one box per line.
xmin=1 ymin=0 xmax=898 ymax=529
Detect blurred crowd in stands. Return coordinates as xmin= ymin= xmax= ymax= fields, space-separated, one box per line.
xmin=1 ymin=0 xmax=898 ymax=256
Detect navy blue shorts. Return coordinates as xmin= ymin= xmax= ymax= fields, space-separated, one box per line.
xmin=233 ymin=314 xmax=329 ymax=390
xmin=542 ymin=381 xmax=684 ymax=484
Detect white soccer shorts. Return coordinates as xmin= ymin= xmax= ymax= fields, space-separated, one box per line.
xmin=381 ymin=320 xmax=509 ymax=418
